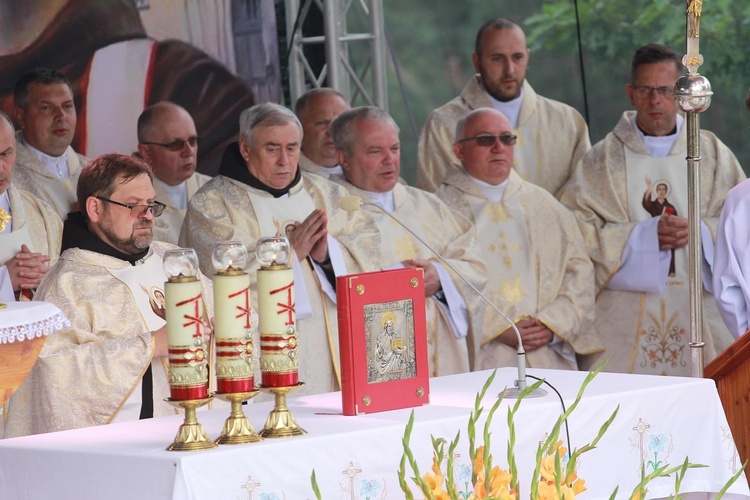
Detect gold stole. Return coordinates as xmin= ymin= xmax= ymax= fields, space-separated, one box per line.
xmin=107 ymin=254 xmax=172 ymax=420
xmin=624 ymin=148 xmax=692 ymax=375
xmin=467 ymin=189 xmax=538 ymax=345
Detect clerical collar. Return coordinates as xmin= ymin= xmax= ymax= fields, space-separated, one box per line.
xmin=61 ymin=211 xmax=149 ymax=265
xmin=629 ymin=113 xmax=684 ymax=158
xmin=468 ymin=175 xmax=508 ymax=203
xmin=218 ymin=142 xmax=302 ymax=198
xmin=363 ymin=189 xmax=395 ymax=213
xmin=154 ymin=178 xmax=188 ymax=210
xmin=0 ymin=191 xmax=10 ymax=234
xmin=22 ymin=137 xmax=70 ymax=178
xmin=486 ymin=88 xmax=524 ymax=129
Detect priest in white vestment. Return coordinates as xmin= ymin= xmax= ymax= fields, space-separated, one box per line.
xmin=0 ymin=112 xmax=61 ymax=304
xmin=558 ymin=44 xmax=745 ymax=376
xmin=295 ymin=88 xmax=350 ymax=180
xmin=417 ymin=18 xmax=589 ymax=194
xmin=713 ymin=178 xmax=750 ymax=338
xmin=180 ymin=103 xmax=381 ymax=398
xmin=5 ymin=154 xmax=214 ymax=437
xmin=438 ymin=108 xmax=602 ymax=370
xmin=11 ymin=68 xmax=88 ymax=219
xmin=137 ymin=102 xmax=210 ymax=244
xmin=330 ymin=106 xmax=486 ymax=375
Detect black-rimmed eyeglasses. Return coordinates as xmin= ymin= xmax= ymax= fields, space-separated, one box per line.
xmin=458 ymin=134 xmax=517 ymax=147
xmin=630 ymin=85 xmax=673 ymax=98
xmin=141 ymin=136 xmax=200 ymax=152
xmin=96 ymin=197 xmax=166 ymax=218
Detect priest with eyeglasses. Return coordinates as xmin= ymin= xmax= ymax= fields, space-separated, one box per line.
xmin=5 ymin=153 xmax=214 ymax=438
xmin=136 ymin=102 xmax=211 ymax=245
xmin=558 ymin=44 xmax=744 ymax=376
xmin=438 ymin=107 xmax=602 ymax=371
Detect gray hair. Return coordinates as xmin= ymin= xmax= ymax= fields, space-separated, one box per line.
xmin=329 ymin=106 xmax=399 ymax=156
xmin=0 ymin=110 xmax=14 ymax=130
xmin=239 ymin=103 xmax=302 ymax=147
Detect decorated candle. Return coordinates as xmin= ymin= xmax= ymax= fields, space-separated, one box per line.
xmin=212 ymin=241 xmax=255 ymax=393
xmin=163 ymin=248 xmax=208 ymax=400
xmin=256 ymin=237 xmax=299 ymax=387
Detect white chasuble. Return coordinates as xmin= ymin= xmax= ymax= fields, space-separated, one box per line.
xmin=107 ymin=254 xmax=172 ymax=420
xmin=246 ymin=189 xmax=340 ymax=392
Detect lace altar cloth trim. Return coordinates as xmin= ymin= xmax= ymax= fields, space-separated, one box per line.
xmin=0 ymin=301 xmax=70 ymax=344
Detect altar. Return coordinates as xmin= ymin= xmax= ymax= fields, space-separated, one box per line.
xmin=0 ymin=367 xmax=747 ymax=499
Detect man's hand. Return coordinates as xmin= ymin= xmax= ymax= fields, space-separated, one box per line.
xmin=403 ymin=259 xmax=441 ymax=297
xmin=657 ymin=213 xmax=689 ymax=249
xmin=495 ymin=317 xmax=554 ymax=351
xmin=5 ymin=244 xmax=50 ymax=292
xmin=288 ymin=209 xmax=329 ymax=262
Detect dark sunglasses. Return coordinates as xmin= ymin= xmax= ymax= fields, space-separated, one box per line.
xmin=141 ymin=136 xmax=200 ymax=152
xmin=458 ymin=134 xmax=517 ymax=147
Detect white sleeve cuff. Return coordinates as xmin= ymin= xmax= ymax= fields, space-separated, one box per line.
xmin=607 ymin=217 xmax=670 ymax=293
xmin=433 ymin=262 xmax=469 ymax=339
xmin=0 ymin=265 xmax=14 ymax=303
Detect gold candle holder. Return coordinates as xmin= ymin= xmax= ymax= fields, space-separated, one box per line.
xmin=165 ymin=397 xmax=218 ymax=451
xmin=259 ymin=383 xmax=307 ymax=438
xmin=214 ymin=390 xmax=263 ymax=445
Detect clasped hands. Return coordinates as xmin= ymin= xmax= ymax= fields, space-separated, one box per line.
xmin=496 ymin=317 xmax=554 ymax=352
xmin=657 ymin=212 xmax=689 ymax=250
xmin=6 ymin=244 xmax=50 ymax=293
xmin=287 ymin=208 xmax=329 ymax=264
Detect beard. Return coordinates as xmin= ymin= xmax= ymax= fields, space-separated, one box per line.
xmin=99 ymin=217 xmax=153 ymax=255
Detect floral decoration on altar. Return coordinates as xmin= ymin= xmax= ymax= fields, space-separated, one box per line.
xmin=310 ymin=363 xmax=746 ymax=500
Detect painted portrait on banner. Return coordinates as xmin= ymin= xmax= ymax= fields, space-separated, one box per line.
xmin=0 ymin=0 xmax=280 ymax=175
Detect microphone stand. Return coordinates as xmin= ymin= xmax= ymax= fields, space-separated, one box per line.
xmin=348 ymin=197 xmax=546 ymax=398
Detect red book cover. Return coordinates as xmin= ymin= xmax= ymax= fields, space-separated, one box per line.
xmin=336 ymin=268 xmax=430 ymax=415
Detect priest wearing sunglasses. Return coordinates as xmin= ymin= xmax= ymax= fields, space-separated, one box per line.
xmin=438 ymin=107 xmax=602 ymax=372
xmin=137 ymin=102 xmax=211 ymax=244
xmin=5 ymin=153 xmax=214 ymax=437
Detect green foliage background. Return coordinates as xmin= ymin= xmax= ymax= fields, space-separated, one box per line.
xmin=377 ymin=0 xmax=750 ymax=184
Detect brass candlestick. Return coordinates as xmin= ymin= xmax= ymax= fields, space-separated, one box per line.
xmin=259 ymin=383 xmax=307 ymax=438
xmin=165 ymin=397 xmax=218 ymax=451
xmin=214 ymin=390 xmax=263 ymax=445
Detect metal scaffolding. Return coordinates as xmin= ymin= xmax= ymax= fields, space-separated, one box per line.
xmin=284 ymin=0 xmax=388 ymax=109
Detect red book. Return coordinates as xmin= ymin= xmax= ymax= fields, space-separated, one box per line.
xmin=337 ymin=268 xmax=429 ymax=415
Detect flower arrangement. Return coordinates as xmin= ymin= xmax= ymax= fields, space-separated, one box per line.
xmin=393 ymin=365 xmax=745 ymax=500
xmin=310 ymin=363 xmax=745 ymax=499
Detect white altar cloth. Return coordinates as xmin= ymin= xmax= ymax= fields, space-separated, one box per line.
xmin=0 ymin=368 xmax=746 ymax=499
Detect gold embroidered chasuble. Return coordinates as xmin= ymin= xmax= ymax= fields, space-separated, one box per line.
xmin=334 ymin=179 xmax=487 ymax=376
xmin=180 ymin=173 xmax=382 ymax=397
xmin=438 ymin=169 xmax=602 ymax=371
xmin=152 ymin=172 xmax=211 ymax=244
xmin=558 ymin=111 xmax=745 ymax=375
xmin=4 ymin=242 xmax=214 ymax=437
xmin=0 ymin=185 xmax=62 ymax=265
xmin=12 ymin=131 xmax=88 ymax=219
xmin=418 ymin=77 xmax=590 ymax=194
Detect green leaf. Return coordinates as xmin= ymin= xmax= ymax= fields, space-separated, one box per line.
xmin=310 ymin=469 xmax=322 ymax=500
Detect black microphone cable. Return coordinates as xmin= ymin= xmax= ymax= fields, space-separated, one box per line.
xmin=527 ymin=374 xmax=573 ymax=461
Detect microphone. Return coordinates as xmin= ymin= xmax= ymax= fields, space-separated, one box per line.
xmin=339 ymin=196 xmax=546 ymax=399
